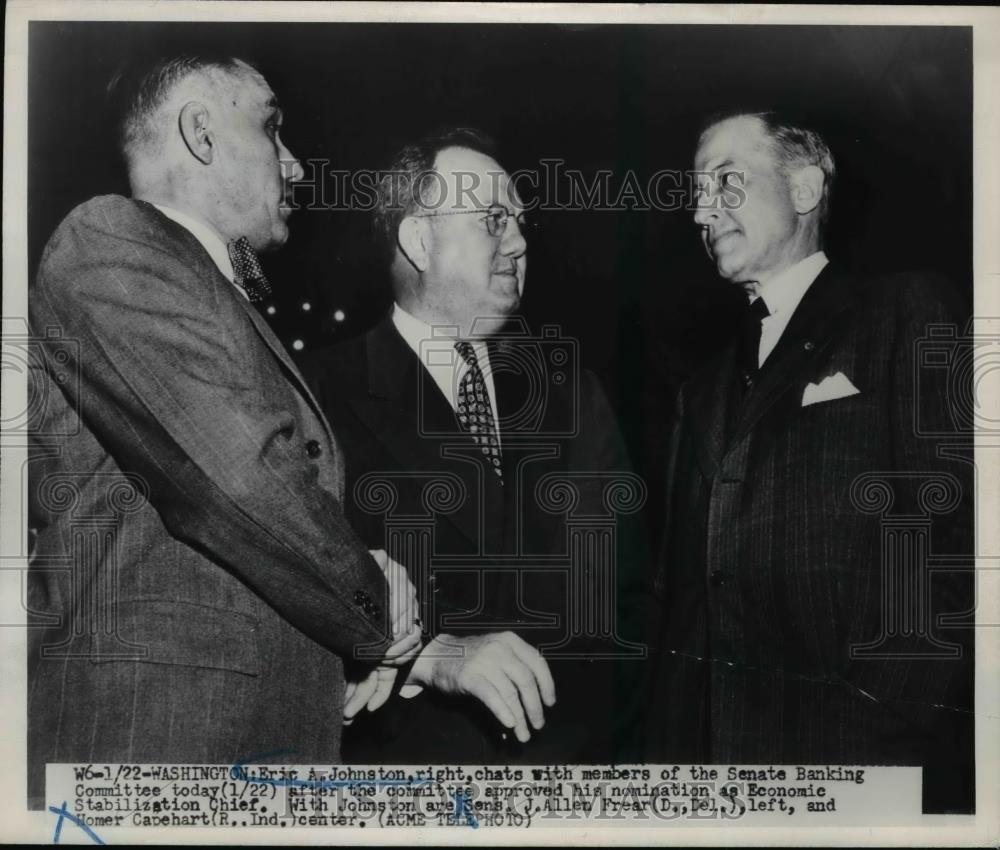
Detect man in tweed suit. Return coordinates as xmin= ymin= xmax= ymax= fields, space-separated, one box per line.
xmin=27 ymin=52 xmax=418 ymax=809
xmin=649 ymin=111 xmax=974 ymax=812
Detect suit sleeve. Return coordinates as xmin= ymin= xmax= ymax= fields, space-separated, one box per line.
xmin=31 ymin=204 xmax=392 ymax=660
xmin=568 ymin=370 xmax=650 ymax=638
xmin=564 ymin=371 xmax=651 ymax=759
xmin=844 ymin=274 xmax=974 ymax=733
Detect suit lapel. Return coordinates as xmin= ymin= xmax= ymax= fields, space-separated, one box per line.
xmin=228 ymin=282 xmax=340 ymax=449
xmin=489 ymin=336 xmax=537 ymax=525
xmin=141 ymin=201 xmax=339 ymax=448
xmin=489 ymin=336 xmax=540 ymax=460
xmin=686 ymin=264 xmax=860 ymax=476
xmin=350 ymin=319 xmax=486 ymax=547
xmin=353 ymin=318 xmax=458 ymax=462
xmin=686 ymin=346 xmax=741 ymax=478
xmin=729 ymin=263 xmax=859 ymax=446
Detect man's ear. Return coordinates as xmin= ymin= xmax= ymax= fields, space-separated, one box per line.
xmin=397 ymin=216 xmax=430 ymax=272
xmin=178 ymin=101 xmax=213 ymax=165
xmin=790 ymin=165 xmax=824 ymax=215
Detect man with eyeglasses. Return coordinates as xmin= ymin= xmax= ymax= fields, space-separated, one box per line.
xmin=302 ymin=127 xmax=644 ymax=764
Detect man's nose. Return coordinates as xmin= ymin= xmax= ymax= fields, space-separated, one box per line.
xmin=692 ymin=200 xmax=720 ymax=228
xmin=501 ymin=218 xmax=527 ymax=257
xmin=279 ymin=140 xmax=304 ymax=183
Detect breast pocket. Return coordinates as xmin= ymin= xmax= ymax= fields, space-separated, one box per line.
xmin=89 ymin=599 xmax=261 ymax=676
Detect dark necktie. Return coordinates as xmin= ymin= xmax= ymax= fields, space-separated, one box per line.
xmin=738 ymin=296 xmax=770 ymax=393
xmin=454 ymin=341 xmax=503 ymax=482
xmin=227 ymin=236 xmax=271 ymax=303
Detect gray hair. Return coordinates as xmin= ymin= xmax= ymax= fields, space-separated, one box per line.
xmin=108 ymin=52 xmax=254 ymax=165
xmin=703 ymin=110 xmax=836 ymax=225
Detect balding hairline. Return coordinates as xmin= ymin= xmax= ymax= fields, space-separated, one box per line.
xmin=123 ymin=60 xmax=263 ymax=167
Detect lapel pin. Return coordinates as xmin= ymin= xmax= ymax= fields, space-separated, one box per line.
xmin=803 ymin=341 xmax=815 ymax=351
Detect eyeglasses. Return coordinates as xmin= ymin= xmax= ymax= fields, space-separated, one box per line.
xmin=413 ymin=204 xmax=537 ymax=239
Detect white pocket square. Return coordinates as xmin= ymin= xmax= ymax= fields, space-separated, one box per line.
xmin=802 ymin=372 xmax=860 ymax=407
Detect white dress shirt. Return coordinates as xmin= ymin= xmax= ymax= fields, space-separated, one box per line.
xmin=152 ymin=203 xmax=247 ymax=300
xmin=752 ymin=250 xmax=829 ymax=367
xmin=391 ymin=303 xmax=502 ymax=444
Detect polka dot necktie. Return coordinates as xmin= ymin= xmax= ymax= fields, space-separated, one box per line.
xmin=454 ymin=341 xmax=503 ymax=482
xmin=227 ymin=236 xmax=271 ymax=303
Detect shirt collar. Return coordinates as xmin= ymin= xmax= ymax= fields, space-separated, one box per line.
xmin=391 ymin=303 xmax=491 ymax=366
xmin=391 ymin=302 xmax=454 ymax=352
xmin=752 ymin=250 xmax=829 ymax=316
xmin=152 ymin=203 xmax=239 ymax=289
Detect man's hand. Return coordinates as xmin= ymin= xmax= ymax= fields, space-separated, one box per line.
xmin=369 ymin=549 xmax=421 ymax=667
xmin=342 ymin=551 xmax=422 ymax=724
xmin=344 ymin=666 xmax=397 ymax=724
xmin=405 ymin=632 xmax=556 ymax=743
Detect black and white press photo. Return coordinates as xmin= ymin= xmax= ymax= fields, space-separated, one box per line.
xmin=2 ymin=1 xmax=998 ymax=845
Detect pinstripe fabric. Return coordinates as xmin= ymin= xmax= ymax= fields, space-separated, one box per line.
xmin=650 ymin=265 xmax=973 ymax=811
xmin=27 ymin=196 xmax=393 ymax=810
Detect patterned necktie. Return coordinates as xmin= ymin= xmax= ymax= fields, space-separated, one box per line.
xmin=454 ymin=341 xmax=503 ymax=481
xmin=227 ymin=236 xmax=271 ymax=303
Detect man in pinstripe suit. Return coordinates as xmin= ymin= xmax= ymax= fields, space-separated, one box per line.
xmin=648 ymin=111 xmax=974 ymax=812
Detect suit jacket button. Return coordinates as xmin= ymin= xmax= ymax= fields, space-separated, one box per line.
xmin=306 ymin=439 xmax=322 ymax=459
xmin=709 ymin=570 xmax=727 ymax=587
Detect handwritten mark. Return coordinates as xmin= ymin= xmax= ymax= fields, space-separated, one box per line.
xmin=50 ymin=800 xmax=105 ymax=845
xmin=451 ymin=791 xmax=479 ymax=828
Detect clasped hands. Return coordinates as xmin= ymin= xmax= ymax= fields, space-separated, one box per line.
xmin=404 ymin=631 xmax=556 ymax=744
xmin=345 ymin=551 xmax=556 ymax=742
xmin=344 ymin=549 xmax=422 ymax=724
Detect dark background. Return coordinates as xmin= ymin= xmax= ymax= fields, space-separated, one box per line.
xmin=28 ymin=22 xmax=972 ymax=519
